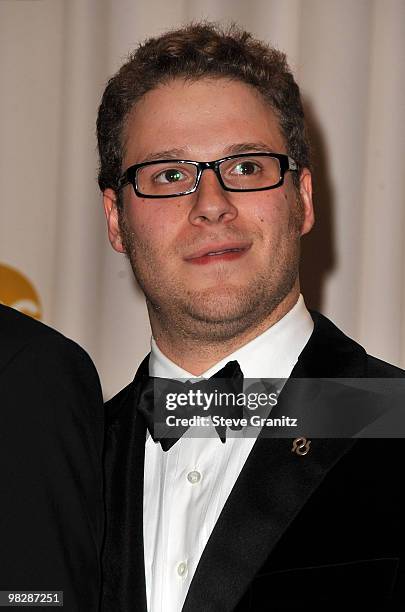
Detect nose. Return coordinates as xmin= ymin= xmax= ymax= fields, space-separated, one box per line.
xmin=188 ymin=168 xmax=238 ymax=226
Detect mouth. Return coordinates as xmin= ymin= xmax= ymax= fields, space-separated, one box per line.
xmin=184 ymin=242 xmax=252 ymax=265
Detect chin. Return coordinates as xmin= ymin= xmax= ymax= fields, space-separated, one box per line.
xmin=183 ymin=285 xmax=259 ymax=323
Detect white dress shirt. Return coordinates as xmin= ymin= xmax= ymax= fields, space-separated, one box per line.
xmin=143 ymin=294 xmax=314 ymax=612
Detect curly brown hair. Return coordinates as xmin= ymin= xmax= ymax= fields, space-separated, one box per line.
xmin=96 ymin=21 xmax=310 ymax=202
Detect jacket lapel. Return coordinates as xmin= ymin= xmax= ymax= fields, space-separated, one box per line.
xmin=182 ymin=311 xmax=368 ymax=612
xmin=102 ymin=357 xmax=149 ymax=612
xmin=182 ymin=437 xmax=356 ymax=612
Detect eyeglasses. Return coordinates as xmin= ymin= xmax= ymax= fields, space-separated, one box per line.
xmin=117 ymin=152 xmax=298 ymax=198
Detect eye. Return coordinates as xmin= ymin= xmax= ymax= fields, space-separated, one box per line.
xmin=154 ymin=168 xmax=187 ymax=184
xmin=231 ymin=160 xmax=262 ymax=176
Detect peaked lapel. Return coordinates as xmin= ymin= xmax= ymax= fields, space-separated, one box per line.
xmin=182 ymin=311 xmax=368 ymax=612
xmin=102 ymin=357 xmax=149 ymax=612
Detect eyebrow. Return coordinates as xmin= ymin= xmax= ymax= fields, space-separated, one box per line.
xmin=140 ymin=142 xmax=277 ymax=163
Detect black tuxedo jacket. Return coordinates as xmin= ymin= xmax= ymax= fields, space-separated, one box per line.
xmin=0 ymin=304 xmax=104 ymax=611
xmin=102 ymin=311 xmax=405 ymax=611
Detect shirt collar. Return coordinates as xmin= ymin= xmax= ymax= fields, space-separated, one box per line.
xmin=149 ymin=293 xmax=314 ymax=380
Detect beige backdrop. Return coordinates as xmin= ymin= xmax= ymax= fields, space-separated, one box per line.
xmin=1 ymin=0 xmax=404 ymax=398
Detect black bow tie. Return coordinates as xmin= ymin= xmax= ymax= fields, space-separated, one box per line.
xmin=137 ymin=360 xmax=244 ymax=451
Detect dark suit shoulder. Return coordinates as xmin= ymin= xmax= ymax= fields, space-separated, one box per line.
xmin=0 ymin=302 xmax=60 ymax=341
xmin=309 ymin=310 xmax=366 ymax=355
xmin=304 ymin=310 xmax=405 ymax=378
xmin=297 ymin=311 xmax=366 ymax=377
xmin=365 ymin=353 xmax=405 ymax=377
xmin=0 ymin=304 xmax=100 ymax=383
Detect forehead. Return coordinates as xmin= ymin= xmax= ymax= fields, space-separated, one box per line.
xmin=123 ymin=77 xmax=286 ymax=164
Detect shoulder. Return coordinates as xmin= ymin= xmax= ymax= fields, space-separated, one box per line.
xmin=0 ymin=303 xmax=59 ymax=351
xmin=365 ymin=354 xmax=405 ymax=378
xmin=303 ymin=310 xmax=405 ymax=378
xmin=0 ymin=304 xmax=99 ymax=378
xmin=0 ymin=305 xmax=103 ymax=421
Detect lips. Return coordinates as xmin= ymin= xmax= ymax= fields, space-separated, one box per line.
xmin=185 ymin=242 xmax=251 ymax=261
xmin=184 ymin=242 xmax=251 ymax=265
xmin=206 ymin=248 xmax=243 ymax=256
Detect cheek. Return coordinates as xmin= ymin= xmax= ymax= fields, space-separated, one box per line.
xmin=126 ymin=202 xmax=168 ymax=241
xmin=247 ymin=195 xmax=290 ymax=234
xmin=246 ymin=198 xmax=300 ymax=259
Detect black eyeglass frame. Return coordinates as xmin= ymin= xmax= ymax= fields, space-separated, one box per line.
xmin=117 ymin=152 xmax=298 ymax=199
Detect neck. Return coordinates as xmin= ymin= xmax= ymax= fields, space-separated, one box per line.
xmin=149 ymin=286 xmax=300 ymax=375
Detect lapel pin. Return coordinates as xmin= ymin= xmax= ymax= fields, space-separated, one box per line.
xmin=291 ymin=437 xmax=311 ymax=456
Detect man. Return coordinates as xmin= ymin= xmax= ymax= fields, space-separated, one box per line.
xmin=98 ymin=23 xmax=404 ymax=611
xmin=0 ymin=303 xmax=104 ymax=610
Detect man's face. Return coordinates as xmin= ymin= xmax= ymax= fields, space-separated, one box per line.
xmin=104 ymin=77 xmax=313 ymax=341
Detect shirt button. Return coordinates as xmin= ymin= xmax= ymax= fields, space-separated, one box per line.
xmin=187 ymin=470 xmax=201 ymax=484
xmin=177 ymin=561 xmax=188 ymax=577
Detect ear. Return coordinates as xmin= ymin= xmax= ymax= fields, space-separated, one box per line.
xmin=103 ymin=188 xmax=126 ymax=253
xmin=298 ymin=168 xmax=315 ymax=236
